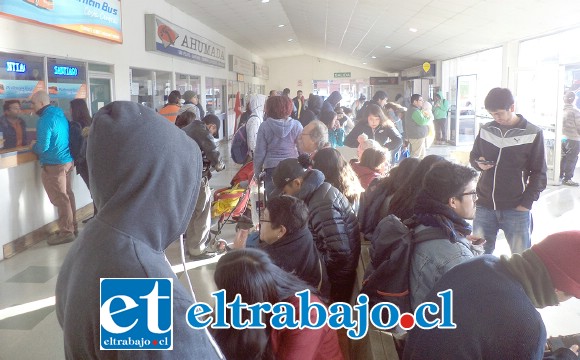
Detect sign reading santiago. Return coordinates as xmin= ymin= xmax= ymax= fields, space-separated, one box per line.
xmin=100 ymin=278 xmax=173 ymax=351
xmin=145 ymin=14 xmax=226 ymax=68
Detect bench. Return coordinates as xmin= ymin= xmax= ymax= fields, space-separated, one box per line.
xmin=348 ymin=239 xmax=401 ymax=360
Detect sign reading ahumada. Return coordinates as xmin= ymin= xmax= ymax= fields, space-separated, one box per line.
xmin=145 ymin=14 xmax=226 ymax=68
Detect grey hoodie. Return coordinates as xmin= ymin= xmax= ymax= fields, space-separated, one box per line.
xmin=55 ymin=102 xmax=222 ymax=359
xmin=253 ymin=117 xmax=303 ymax=178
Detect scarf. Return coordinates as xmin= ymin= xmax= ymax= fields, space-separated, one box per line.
xmin=499 ymin=250 xmax=559 ymax=308
xmin=413 ymin=189 xmax=472 ymax=242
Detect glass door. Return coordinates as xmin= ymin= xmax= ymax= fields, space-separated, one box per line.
xmin=89 ymin=75 xmax=113 ymax=115
xmin=450 ymin=74 xmax=477 ymax=145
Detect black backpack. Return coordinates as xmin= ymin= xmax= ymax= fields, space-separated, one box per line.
xmin=68 ymin=121 xmax=84 ymax=164
xmin=360 ymin=215 xmax=446 ymax=321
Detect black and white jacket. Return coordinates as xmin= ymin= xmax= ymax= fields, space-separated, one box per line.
xmin=469 ymin=115 xmax=547 ymax=210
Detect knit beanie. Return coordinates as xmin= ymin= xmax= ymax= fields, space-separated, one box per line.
xmin=531 ymin=231 xmax=580 ymax=298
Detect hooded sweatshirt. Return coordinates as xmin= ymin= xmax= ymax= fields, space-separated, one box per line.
xmin=321 ymin=91 xmax=342 ymax=115
xmin=55 ymin=102 xmax=222 ymax=360
xmin=246 ymin=94 xmax=267 ymax=152
xmin=253 ymin=117 xmax=303 ymax=178
xmin=433 ymin=90 xmax=449 ymax=120
xmin=307 ymin=94 xmax=323 ymax=116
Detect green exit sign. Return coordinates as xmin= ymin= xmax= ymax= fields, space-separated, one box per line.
xmin=334 ymin=72 xmax=351 ymax=78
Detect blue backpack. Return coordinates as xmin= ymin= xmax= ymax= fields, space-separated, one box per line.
xmin=230 ymin=124 xmax=249 ymax=164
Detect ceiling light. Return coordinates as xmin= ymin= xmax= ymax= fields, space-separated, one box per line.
xmin=362 ymin=62 xmax=367 ymax=65
xmin=278 ymin=24 xmax=285 ymax=28
xmin=384 ymin=45 xmax=391 ymax=49
xmin=371 ymin=56 xmax=377 ymax=59
xmin=288 ymin=38 xmax=293 ymax=42
xmin=409 ymin=28 xmax=418 ymax=32
xmin=261 ymin=0 xmax=270 ymax=3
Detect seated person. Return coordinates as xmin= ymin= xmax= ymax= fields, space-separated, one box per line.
xmin=213 ymin=248 xmax=344 ymax=360
xmin=0 ymin=100 xmax=28 ymax=149
xmin=404 ymin=231 xmax=580 ymax=360
xmin=272 ymin=158 xmax=360 ymax=303
xmin=350 ymin=147 xmax=390 ymax=189
xmin=258 ymin=195 xmax=330 ymax=298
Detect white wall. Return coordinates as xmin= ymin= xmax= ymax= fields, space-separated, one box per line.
xmin=0 ymin=0 xmax=267 ymax=257
xmin=266 ymin=55 xmax=395 ymax=95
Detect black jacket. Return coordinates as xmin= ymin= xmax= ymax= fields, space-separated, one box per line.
xmin=182 ymin=121 xmax=224 ymax=179
xmin=321 ymin=91 xmax=342 ymax=115
xmin=262 ymin=227 xmax=330 ymax=299
xmin=307 ymin=94 xmax=323 ymax=116
xmin=344 ymin=121 xmax=403 ymax=151
xmin=469 ymin=115 xmax=547 ymax=210
xmin=295 ymin=169 xmax=360 ymax=302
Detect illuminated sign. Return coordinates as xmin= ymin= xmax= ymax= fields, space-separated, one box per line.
xmin=6 ymin=61 xmax=26 ymax=73
xmin=53 ymin=66 xmax=79 ymax=77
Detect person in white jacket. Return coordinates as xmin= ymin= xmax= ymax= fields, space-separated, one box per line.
xmin=246 ymin=94 xmax=267 ymax=155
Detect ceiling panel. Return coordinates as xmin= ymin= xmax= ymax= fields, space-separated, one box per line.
xmin=164 ymin=0 xmax=580 ymax=72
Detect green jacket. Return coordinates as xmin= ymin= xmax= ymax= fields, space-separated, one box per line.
xmin=433 ymin=90 xmax=449 ymax=119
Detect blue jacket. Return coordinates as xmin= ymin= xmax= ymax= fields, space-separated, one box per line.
xmin=404 ymin=255 xmax=568 ymax=360
xmin=253 ymin=117 xmax=302 ymax=178
xmin=409 ymin=224 xmax=481 ymax=310
xmin=32 ymin=105 xmax=73 ymax=165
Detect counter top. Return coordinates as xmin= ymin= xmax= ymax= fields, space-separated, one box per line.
xmin=0 ymin=146 xmax=37 ymax=169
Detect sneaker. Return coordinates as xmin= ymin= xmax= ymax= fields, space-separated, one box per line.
xmin=47 ymin=232 xmax=75 ymax=246
xmin=562 ymin=179 xmax=580 ymax=187
xmin=189 ymin=251 xmax=217 ymax=261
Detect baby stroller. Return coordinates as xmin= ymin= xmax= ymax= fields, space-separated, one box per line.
xmin=207 ymin=161 xmax=255 ymax=253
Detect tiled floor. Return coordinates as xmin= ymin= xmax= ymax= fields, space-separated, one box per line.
xmin=0 ymin=141 xmax=579 ymax=360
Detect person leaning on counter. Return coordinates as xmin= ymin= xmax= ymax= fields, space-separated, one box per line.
xmin=0 ymin=100 xmax=28 ymax=149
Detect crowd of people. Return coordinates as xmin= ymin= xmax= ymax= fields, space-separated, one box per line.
xmin=3 ymin=85 xmax=577 ymax=359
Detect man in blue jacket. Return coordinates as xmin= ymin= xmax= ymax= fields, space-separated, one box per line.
xmin=31 ymin=90 xmax=76 ymax=245
xmin=470 ymin=87 xmax=547 ymax=254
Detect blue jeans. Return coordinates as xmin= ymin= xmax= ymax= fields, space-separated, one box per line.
xmin=473 ymin=206 xmax=531 ymax=254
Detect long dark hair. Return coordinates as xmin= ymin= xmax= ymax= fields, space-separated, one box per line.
xmin=213 ymin=249 xmax=316 ymax=360
xmin=312 ymin=147 xmax=363 ymax=204
xmin=375 ymin=157 xmax=420 ymax=196
xmin=70 ymin=99 xmax=92 ymax=128
xmin=387 ymin=155 xmax=447 ymax=221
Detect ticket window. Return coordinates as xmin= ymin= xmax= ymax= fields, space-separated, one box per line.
xmin=176 ymin=73 xmax=201 ymax=98
xmin=0 ymin=53 xmax=45 ymax=144
xmin=129 ymin=68 xmax=172 ymax=111
xmin=47 ymin=58 xmax=88 ymax=120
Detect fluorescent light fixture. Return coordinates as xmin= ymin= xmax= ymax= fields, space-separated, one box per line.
xmin=371 ymin=56 xmax=377 ymax=59
xmin=409 ymin=28 xmax=418 ymax=32
xmin=362 ymin=62 xmax=367 ymax=65
xmin=278 ymin=24 xmax=285 ymax=28
xmin=384 ymin=45 xmax=391 ymax=49
xmin=262 ymin=0 xmax=270 ymax=3
xmin=288 ymin=38 xmax=294 ymax=42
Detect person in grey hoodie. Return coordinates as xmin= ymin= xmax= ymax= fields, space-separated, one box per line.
xmin=321 ymin=90 xmax=342 ymax=116
xmin=55 ymin=102 xmax=223 ymax=359
xmin=253 ymin=95 xmax=303 ymax=198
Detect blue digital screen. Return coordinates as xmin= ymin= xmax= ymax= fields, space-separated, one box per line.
xmin=53 ymin=65 xmax=78 ymax=77
xmin=6 ymin=61 xmax=26 ymax=73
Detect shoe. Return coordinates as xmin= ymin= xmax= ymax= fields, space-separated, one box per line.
xmin=562 ymin=179 xmax=580 ymax=187
xmin=47 ymin=232 xmax=75 ymax=246
xmin=189 ymin=252 xmax=217 ymax=261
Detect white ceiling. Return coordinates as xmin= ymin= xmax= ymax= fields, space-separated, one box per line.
xmin=165 ymin=0 xmax=580 ymax=73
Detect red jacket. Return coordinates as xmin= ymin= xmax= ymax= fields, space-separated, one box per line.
xmin=270 ymin=295 xmax=344 ymax=360
xmin=351 ymin=161 xmax=381 ymax=189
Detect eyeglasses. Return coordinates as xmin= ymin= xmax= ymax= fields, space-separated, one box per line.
xmin=259 ymin=217 xmax=271 ymax=223
xmin=460 ymin=191 xmax=477 ymax=200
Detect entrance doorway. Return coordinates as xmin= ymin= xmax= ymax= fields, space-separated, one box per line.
xmin=89 ymin=75 xmax=113 ymax=115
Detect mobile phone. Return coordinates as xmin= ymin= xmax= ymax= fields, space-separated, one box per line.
xmin=477 ymin=160 xmax=495 ymax=165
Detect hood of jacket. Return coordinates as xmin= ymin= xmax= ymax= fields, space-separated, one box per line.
xmin=436 ymin=90 xmax=445 ymax=100
xmin=264 ymin=117 xmax=298 ymax=138
xmin=326 ymin=91 xmax=342 ymax=107
xmin=296 ymin=169 xmax=325 ymax=201
xmin=249 ymin=94 xmax=267 ymax=122
xmin=308 ymin=94 xmax=323 ymax=115
xmin=87 ymin=101 xmax=202 ymax=252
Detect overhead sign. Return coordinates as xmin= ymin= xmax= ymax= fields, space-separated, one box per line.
xmin=401 ymin=63 xmax=436 ymax=79
xmin=0 ymin=0 xmax=122 ymax=43
xmin=229 ymin=55 xmax=253 ymax=76
xmin=145 ymin=14 xmax=226 ymax=68
xmin=334 ymin=72 xmax=351 ymax=78
xmin=254 ymin=63 xmax=269 ymax=80
xmin=369 ymin=77 xmax=399 ymax=85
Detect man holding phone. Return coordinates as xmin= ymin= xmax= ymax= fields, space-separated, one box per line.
xmin=469 ymin=87 xmax=547 ymax=255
